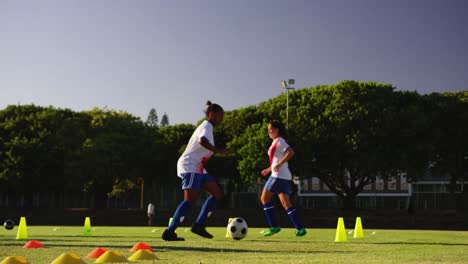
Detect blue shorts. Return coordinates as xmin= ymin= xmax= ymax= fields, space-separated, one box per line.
xmin=181 ymin=173 xmax=215 ymax=191
xmin=264 ymin=177 xmax=291 ymax=195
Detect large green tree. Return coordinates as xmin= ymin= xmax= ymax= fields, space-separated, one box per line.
xmin=0 ymin=105 xmax=89 ymax=207
xmin=427 ymin=91 xmax=468 ymax=210
xmin=226 ymin=81 xmax=431 ymax=209
xmin=80 ymin=108 xmax=155 ymax=207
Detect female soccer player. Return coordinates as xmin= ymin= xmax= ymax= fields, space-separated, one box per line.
xmin=260 ymin=120 xmax=306 ymax=237
xmin=162 ymin=101 xmax=229 ymax=241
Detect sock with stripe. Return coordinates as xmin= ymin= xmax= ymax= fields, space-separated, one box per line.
xmin=168 ymin=200 xmax=192 ymax=232
xmin=195 ymin=195 xmax=216 ymax=225
xmin=263 ymin=202 xmax=278 ymax=227
xmin=286 ymin=206 xmax=303 ymax=229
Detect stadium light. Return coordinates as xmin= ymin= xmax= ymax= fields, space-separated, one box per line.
xmin=281 ymin=79 xmax=295 ymax=129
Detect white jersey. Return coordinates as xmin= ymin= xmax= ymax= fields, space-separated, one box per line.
xmin=177 ymin=120 xmax=214 ymax=176
xmin=268 ymin=137 xmax=292 ymax=180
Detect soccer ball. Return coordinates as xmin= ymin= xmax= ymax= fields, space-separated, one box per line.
xmin=3 ymin=219 xmax=15 ymax=230
xmin=227 ymin=217 xmax=248 ymax=240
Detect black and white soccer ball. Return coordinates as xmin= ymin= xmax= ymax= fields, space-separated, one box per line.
xmin=227 ymin=217 xmax=248 ymax=240
xmin=3 ymin=219 xmax=15 ymax=230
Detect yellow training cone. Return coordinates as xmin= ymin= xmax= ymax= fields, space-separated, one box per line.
xmin=353 ymin=217 xmax=364 ymax=238
xmin=128 ymin=249 xmax=159 ymax=261
xmin=95 ymin=251 xmax=128 ymax=263
xmin=334 ymin=217 xmax=347 ymax=242
xmin=83 ymin=217 xmax=92 ymax=236
xmin=51 ymin=253 xmax=86 ymax=264
xmin=0 ymin=256 xmax=30 ymax=264
xmin=15 ymin=217 xmax=28 ymax=240
xmin=225 ymin=218 xmax=233 ymax=237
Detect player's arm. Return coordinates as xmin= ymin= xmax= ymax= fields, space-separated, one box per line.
xmin=261 ymin=167 xmax=271 ymax=176
xmin=272 ymin=147 xmax=294 ymax=172
xmin=199 ymin=136 xmax=231 ymax=154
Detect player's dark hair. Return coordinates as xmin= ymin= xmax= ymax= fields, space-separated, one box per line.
xmin=269 ymin=120 xmax=288 ymax=140
xmin=204 ymin=100 xmax=224 ymax=116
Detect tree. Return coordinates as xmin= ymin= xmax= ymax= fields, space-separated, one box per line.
xmin=228 ymin=123 xmax=269 ymax=189
xmin=146 ymin=108 xmax=159 ymax=128
xmin=0 ymin=105 xmax=90 ymax=208
xmin=81 ymin=108 xmax=155 ymax=207
xmin=160 ymin=113 xmax=169 ymax=127
xmin=427 ymin=91 xmax=468 ymax=210
xmin=155 ymin=124 xmax=196 ymax=186
xmin=289 ymin=81 xmax=406 ymax=209
xmin=226 ymin=81 xmax=429 ymax=209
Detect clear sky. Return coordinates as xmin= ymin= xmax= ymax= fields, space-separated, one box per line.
xmin=1 ymin=0 xmax=467 ymax=124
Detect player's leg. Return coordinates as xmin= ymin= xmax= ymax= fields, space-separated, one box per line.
xmin=163 ymin=173 xmax=201 ymax=241
xmin=261 ymin=177 xmax=281 ymax=236
xmin=192 ymin=176 xmax=222 ymax=238
xmin=278 ymin=192 xmax=306 ymax=236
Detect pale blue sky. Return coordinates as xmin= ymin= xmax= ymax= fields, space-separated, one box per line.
xmin=1 ymin=0 xmax=467 ymax=124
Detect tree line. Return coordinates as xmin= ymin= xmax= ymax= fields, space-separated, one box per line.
xmin=0 ymin=80 xmax=466 ymax=209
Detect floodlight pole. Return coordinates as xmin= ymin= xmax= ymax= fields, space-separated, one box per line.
xmin=286 ymin=89 xmax=290 ymax=129
xmin=140 ymin=178 xmax=144 ymax=209
xmin=281 ymin=79 xmax=295 ymax=129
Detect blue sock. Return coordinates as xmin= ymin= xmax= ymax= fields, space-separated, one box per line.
xmin=168 ymin=200 xmax=192 ymax=232
xmin=286 ymin=207 xmax=303 ymax=230
xmin=195 ymin=195 xmax=216 ymax=225
xmin=263 ymin=202 xmax=278 ymax=227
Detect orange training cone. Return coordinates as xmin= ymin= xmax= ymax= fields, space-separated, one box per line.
xmin=86 ymin=248 xmax=107 ymax=259
xmin=23 ymin=240 xmax=44 ymax=249
xmin=130 ymin=242 xmax=153 ymax=252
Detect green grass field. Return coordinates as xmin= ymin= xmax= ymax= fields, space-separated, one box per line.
xmin=1 ymin=225 xmax=467 ymax=263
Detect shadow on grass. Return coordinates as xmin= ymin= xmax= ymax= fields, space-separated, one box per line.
xmin=0 ymin=242 xmax=357 ymax=254
xmin=0 ymin=242 xmax=271 ymax=253
xmin=0 ymin=237 xmax=156 ymax=244
xmin=248 ymin=239 xmax=321 ymax=243
xmin=357 ymin=241 xmax=468 ymax=246
xmin=0 ymin=243 xmax=131 ymax=249
xmin=149 ymin=246 xmax=356 ymax=254
xmin=25 ymin=235 xmax=150 ymax=238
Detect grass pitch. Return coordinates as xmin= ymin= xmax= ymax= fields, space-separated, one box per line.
xmin=1 ymin=226 xmax=467 ymax=263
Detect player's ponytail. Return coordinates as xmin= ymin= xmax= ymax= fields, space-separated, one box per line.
xmin=204 ymin=100 xmax=224 ymax=117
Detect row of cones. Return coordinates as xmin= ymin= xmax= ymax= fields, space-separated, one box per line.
xmin=1 ymin=242 xmax=158 ymax=264
xmin=19 ymin=240 xmax=153 ymax=252
xmin=0 ymin=250 xmax=157 ymax=264
xmin=334 ymin=216 xmax=364 ymax=242
xmin=15 ymin=216 xmax=94 ymax=240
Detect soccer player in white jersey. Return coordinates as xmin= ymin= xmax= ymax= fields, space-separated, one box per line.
xmin=260 ymin=120 xmax=307 ymax=237
xmin=162 ymin=101 xmax=230 ymax=241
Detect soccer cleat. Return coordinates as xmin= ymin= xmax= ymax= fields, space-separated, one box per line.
xmin=263 ymin=227 xmax=281 ymax=236
xmin=191 ymin=223 xmax=213 ymax=239
xmin=162 ymin=229 xmax=185 ymax=241
xmin=295 ymin=228 xmax=307 ymax=237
